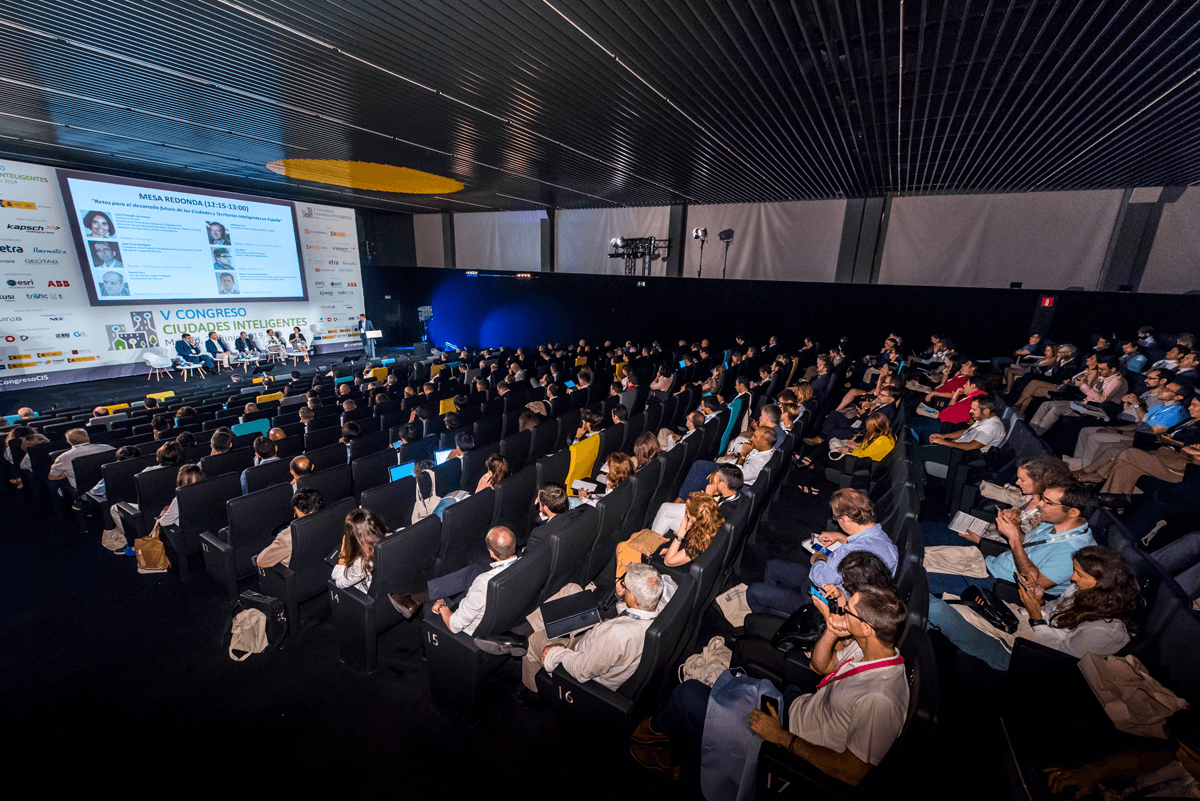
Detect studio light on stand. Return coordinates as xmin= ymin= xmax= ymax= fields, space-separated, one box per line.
xmin=692 ymin=227 xmax=708 ymax=278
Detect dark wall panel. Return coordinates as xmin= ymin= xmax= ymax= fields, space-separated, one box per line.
xmin=364 ymin=267 xmax=1200 ymax=355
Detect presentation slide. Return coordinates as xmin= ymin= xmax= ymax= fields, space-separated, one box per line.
xmin=0 ymin=158 xmax=365 ymax=390
xmin=57 ymin=171 xmax=307 ymax=306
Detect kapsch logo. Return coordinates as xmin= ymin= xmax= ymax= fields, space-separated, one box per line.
xmin=7 ymin=224 xmax=59 ymax=233
xmin=6 ymin=279 xmax=32 ymax=286
xmin=0 ymin=246 xmax=23 ymax=253
xmin=31 ymin=247 xmax=66 ymax=254
xmin=24 ymin=259 xmax=58 ymax=265
xmin=48 ymin=280 xmax=69 ymax=287
xmin=0 ymin=295 xmax=14 ymax=301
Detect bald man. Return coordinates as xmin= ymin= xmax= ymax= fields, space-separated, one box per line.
xmin=428 ymin=526 xmax=519 ymax=635
xmin=289 ymin=455 xmax=314 ymax=494
xmin=268 ymin=427 xmax=286 ymax=442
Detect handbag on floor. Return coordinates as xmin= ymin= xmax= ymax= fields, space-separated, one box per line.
xmin=134 ymin=518 xmax=171 ymax=574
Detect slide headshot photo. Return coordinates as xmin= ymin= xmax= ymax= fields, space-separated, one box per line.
xmin=99 ymin=270 xmax=130 ymax=297
xmin=212 ymin=247 xmax=234 ymax=270
xmin=207 ymin=221 xmax=231 ymax=245
xmin=91 ymin=241 xmax=123 ymax=270
xmin=217 ymin=271 xmax=239 ymax=294
xmin=83 ymin=210 xmax=116 ymax=238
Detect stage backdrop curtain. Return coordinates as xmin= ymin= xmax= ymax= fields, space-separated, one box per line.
xmin=413 ymin=214 xmax=444 ymax=268
xmin=556 ymin=207 xmax=671 ymax=275
xmin=878 ymin=190 xmax=1122 ymax=289
xmin=454 ymin=210 xmax=544 ymax=272
xmin=682 ymin=200 xmax=845 ymax=281
xmin=1140 ymin=187 xmax=1200 ymax=295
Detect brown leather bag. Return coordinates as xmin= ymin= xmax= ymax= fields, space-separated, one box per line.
xmin=134 ymin=518 xmax=171 ymax=574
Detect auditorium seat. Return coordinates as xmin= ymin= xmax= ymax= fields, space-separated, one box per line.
xmin=296 ymin=463 xmax=353 ymax=504
xmin=201 ymin=483 xmax=295 ymax=600
xmin=168 ymin=471 xmax=242 ymax=581
xmin=329 ymin=514 xmax=442 ymax=673
xmin=260 ymin=497 xmax=356 ymax=634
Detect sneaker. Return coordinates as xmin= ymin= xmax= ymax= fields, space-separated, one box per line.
xmin=631 ymin=716 xmax=669 ymax=745
xmin=629 ymin=743 xmax=682 ymax=780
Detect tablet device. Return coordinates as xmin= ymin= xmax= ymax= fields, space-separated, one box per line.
xmin=434 ymin=449 xmax=453 ymax=465
xmin=390 ymin=462 xmax=417 ymax=482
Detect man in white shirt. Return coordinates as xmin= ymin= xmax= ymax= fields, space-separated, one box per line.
xmin=675 ymin=426 xmax=776 ymax=501
xmin=523 ymin=562 xmax=664 ymax=693
xmin=48 ymin=428 xmax=115 ymax=491
xmin=430 ymin=526 xmax=518 ymax=636
xmin=919 ymin=394 xmax=1006 ymax=479
xmin=632 ymin=586 xmax=909 ymax=785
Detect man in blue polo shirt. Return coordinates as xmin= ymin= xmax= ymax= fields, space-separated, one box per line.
xmin=927 ymin=482 xmax=1097 ymax=597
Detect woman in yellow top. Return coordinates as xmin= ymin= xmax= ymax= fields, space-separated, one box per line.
xmin=797 ymin=412 xmax=895 ymax=495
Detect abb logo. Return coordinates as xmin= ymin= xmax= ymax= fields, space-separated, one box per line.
xmin=48 ymin=280 xmax=70 ymax=288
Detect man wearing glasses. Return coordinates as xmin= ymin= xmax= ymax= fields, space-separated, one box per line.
xmin=746 ymin=489 xmax=898 ymax=619
xmin=928 ymin=481 xmax=1098 ymax=597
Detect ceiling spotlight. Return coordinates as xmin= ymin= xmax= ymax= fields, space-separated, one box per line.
xmin=692 ymin=227 xmax=708 ymax=241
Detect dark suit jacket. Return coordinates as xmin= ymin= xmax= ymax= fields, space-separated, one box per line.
xmin=522 ymin=509 xmax=580 ymax=554
xmin=205 ymin=338 xmax=230 ymax=355
xmin=175 ymin=340 xmax=200 ymax=359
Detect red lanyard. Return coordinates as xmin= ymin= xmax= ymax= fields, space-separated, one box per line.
xmin=817 ymin=654 xmax=905 ymax=688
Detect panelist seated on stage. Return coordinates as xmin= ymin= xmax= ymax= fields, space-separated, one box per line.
xmin=205 ymin=331 xmax=233 ymax=369
xmin=175 ymin=334 xmax=214 ymax=370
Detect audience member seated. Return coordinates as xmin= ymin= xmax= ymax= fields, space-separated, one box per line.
xmin=1029 ymin=355 xmax=1127 ymax=435
xmin=676 ymin=426 xmax=775 ymax=500
xmin=332 ymin=508 xmax=388 ymax=592
xmin=927 ymin=545 xmax=1138 ymax=671
xmin=927 ymin=482 xmax=1098 ymax=597
xmin=797 ymin=412 xmax=895 ymax=495
xmin=158 ymin=464 xmax=204 ymax=528
xmin=631 ymin=586 xmax=908 ymax=787
xmin=915 ymin=394 xmax=1006 ymax=480
xmin=961 ymin=455 xmax=1073 ymax=543
xmin=252 ymin=488 xmax=324 ymax=570
xmin=616 ymin=491 xmax=724 ymax=578
xmin=632 ymin=431 xmax=662 ymax=471
xmin=522 ymin=562 xmax=665 ymax=695
xmin=747 ymin=489 xmax=898 ymax=618
xmin=48 ymin=428 xmax=115 ymax=492
xmin=427 ymin=525 xmax=519 ymax=633
xmin=1081 ymin=396 xmax=1200 ymax=501
xmin=1070 ymin=371 xmax=1186 ymax=470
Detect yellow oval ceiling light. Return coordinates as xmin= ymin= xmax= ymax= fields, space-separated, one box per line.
xmin=265 ymin=159 xmax=464 ymax=194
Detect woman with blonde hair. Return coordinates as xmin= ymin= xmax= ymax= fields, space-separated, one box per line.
xmin=616 ymin=492 xmax=725 ymax=578
xmin=333 ymin=508 xmax=388 ymax=592
xmin=797 ymin=412 xmax=895 ymax=495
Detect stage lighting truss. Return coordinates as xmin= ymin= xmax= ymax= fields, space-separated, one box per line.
xmin=607 ymin=236 xmax=671 ymax=276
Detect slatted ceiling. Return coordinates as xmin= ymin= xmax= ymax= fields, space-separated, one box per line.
xmin=4 ymin=2 xmax=1200 ymax=213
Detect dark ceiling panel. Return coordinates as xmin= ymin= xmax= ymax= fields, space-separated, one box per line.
xmin=1 ymin=0 xmax=1198 ymax=214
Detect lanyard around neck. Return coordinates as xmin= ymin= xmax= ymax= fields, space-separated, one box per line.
xmin=817 ymin=654 xmax=905 ymax=688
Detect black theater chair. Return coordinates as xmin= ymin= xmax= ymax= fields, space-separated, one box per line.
xmin=260 ymin=497 xmax=356 ymax=634
xmin=329 ymin=514 xmax=442 ymax=673
xmin=499 ymin=430 xmax=532 ymax=474
xmin=359 ymin=475 xmax=416 ymax=531
xmin=421 ymin=545 xmax=551 ymax=721
xmin=580 ymin=481 xmax=635 ymax=583
xmin=490 ymin=464 xmax=538 ymax=545
xmin=296 ymin=462 xmax=352 ymax=504
xmin=435 ymin=487 xmax=496 ymax=575
xmin=621 ymin=457 xmax=661 ymax=537
xmin=241 ymin=457 xmax=292 ymax=494
xmin=167 ymin=471 xmax=242 ymax=581
xmin=305 ymin=442 xmax=350 ymax=472
xmin=201 ymin=483 xmax=296 ymax=601
xmin=198 ymin=447 xmax=255 ymax=479
xmin=539 ymin=504 xmax=600 ymax=602
xmin=351 ymin=449 xmax=395 ymax=501
xmin=115 ymin=463 xmax=185 ymax=541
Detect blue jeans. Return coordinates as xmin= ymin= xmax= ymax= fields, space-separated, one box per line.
xmin=746 ymin=559 xmax=812 ymax=618
xmin=1152 ymin=533 xmax=1200 ymax=599
xmin=927 ymin=595 xmax=1012 ymax=671
xmin=926 ymin=571 xmax=995 ymax=597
